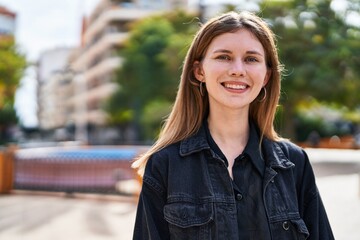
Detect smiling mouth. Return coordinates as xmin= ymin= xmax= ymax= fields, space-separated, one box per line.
xmin=222 ymin=82 xmax=248 ymax=90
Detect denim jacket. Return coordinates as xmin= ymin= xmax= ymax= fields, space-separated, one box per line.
xmin=133 ymin=124 xmax=334 ymax=240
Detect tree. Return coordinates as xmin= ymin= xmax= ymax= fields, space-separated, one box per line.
xmin=259 ymin=0 xmax=360 ymax=139
xmin=106 ymin=10 xmax=198 ymax=142
xmin=0 ymin=38 xmax=27 ymax=144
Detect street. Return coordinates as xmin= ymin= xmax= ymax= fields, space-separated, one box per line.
xmin=0 ymin=148 xmax=359 ymax=240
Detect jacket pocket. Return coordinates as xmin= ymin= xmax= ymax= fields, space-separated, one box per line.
xmin=270 ymin=218 xmax=309 ymax=240
xmin=164 ymin=202 xmax=213 ymax=240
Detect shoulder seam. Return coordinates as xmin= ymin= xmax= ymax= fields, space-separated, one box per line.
xmin=143 ymin=175 xmax=165 ymax=194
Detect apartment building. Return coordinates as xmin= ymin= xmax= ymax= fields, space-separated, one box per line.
xmin=67 ymin=0 xmax=189 ymax=144
xmin=37 ymin=47 xmax=73 ymax=135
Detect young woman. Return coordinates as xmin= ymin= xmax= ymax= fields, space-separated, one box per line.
xmin=132 ymin=11 xmax=334 ymax=240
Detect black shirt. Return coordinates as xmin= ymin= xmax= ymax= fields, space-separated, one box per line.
xmin=204 ymin=120 xmax=272 ymax=239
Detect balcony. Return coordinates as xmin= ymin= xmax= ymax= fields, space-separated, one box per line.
xmin=84 ymin=7 xmax=156 ymax=45
xmin=84 ymin=57 xmax=123 ymax=84
xmin=72 ymin=33 xmax=127 ymax=70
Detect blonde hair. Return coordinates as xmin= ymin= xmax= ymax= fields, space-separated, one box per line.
xmin=132 ymin=11 xmax=283 ymax=176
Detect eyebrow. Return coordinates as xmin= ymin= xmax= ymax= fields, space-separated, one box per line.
xmin=213 ymin=49 xmax=264 ymax=56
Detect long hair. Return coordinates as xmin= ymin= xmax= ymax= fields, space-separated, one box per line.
xmin=132 ymin=11 xmax=283 ymax=176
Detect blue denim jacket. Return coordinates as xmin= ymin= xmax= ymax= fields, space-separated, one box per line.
xmin=133 ymin=124 xmax=334 ymax=240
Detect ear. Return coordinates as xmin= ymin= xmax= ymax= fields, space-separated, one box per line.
xmin=263 ymin=69 xmax=271 ymax=87
xmin=193 ymin=61 xmax=205 ymax=82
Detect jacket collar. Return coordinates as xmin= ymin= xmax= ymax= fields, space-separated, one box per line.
xmin=179 ymin=125 xmax=210 ymax=156
xmin=180 ymin=123 xmax=294 ymax=170
xmin=262 ymin=138 xmax=295 ymax=170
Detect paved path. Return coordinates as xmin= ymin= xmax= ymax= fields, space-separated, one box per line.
xmin=0 ymin=192 xmax=137 ymax=240
xmin=316 ymin=174 xmax=360 ymax=240
xmin=307 ymin=148 xmax=360 ymax=240
xmin=0 ymin=148 xmax=359 ymax=240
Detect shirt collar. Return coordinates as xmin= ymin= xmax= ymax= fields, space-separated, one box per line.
xmin=202 ymin=120 xmax=265 ymax=176
xmin=179 ymin=120 xmax=293 ymax=174
xmin=243 ymin=121 xmax=265 ymax=176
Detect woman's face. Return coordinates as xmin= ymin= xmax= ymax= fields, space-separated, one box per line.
xmin=194 ymin=28 xmax=269 ymax=113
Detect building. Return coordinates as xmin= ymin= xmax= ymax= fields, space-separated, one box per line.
xmin=0 ymin=5 xmax=16 ymax=37
xmin=37 ymin=47 xmax=74 ymax=138
xmin=67 ymin=0 xmax=189 ymax=144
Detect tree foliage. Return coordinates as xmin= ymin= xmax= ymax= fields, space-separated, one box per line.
xmin=0 ymin=38 xmax=27 ymax=109
xmin=0 ymin=38 xmax=27 ymax=144
xmin=106 ymin=10 xmax=198 ymax=141
xmin=259 ymin=0 xmax=360 ymax=138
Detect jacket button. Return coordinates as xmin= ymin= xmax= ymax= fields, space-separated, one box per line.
xmin=235 ymin=193 xmax=243 ymax=201
xmin=282 ymin=221 xmax=290 ymax=231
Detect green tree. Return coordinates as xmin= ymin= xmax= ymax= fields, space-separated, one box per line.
xmin=0 ymin=38 xmax=27 ymax=144
xmin=260 ymin=0 xmax=360 ymax=139
xmin=106 ymin=10 xmax=197 ymax=142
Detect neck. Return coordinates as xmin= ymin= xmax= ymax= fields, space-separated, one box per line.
xmin=207 ymin=107 xmax=250 ymax=147
xmin=207 ymin=107 xmax=250 ymax=178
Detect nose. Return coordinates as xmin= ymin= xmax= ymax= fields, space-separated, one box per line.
xmin=228 ymin=59 xmax=245 ymax=77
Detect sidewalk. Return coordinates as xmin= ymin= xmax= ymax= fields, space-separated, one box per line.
xmin=316 ymin=174 xmax=360 ymax=240
xmin=0 ymin=191 xmax=138 ymax=240
xmin=308 ymin=148 xmax=360 ymax=240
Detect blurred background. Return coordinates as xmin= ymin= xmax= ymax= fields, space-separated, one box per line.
xmin=0 ymin=0 xmax=359 ymax=239
xmin=1 ymin=0 xmax=360 ymax=147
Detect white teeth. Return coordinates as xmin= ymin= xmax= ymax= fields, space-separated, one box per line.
xmin=224 ymin=83 xmax=247 ymax=90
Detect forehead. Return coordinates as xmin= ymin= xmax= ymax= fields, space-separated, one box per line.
xmin=206 ymin=28 xmax=265 ymax=54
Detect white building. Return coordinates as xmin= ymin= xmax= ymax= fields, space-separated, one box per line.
xmin=37 ymin=47 xmax=73 ymax=132
xmin=67 ymin=0 xmax=189 ymax=143
xmin=34 ymin=0 xmax=240 ymax=143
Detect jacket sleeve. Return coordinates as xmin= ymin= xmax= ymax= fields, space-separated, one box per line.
xmin=133 ymin=156 xmax=170 ymax=240
xmin=297 ymin=149 xmax=335 ymax=240
xmin=278 ymin=141 xmax=335 ymax=239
